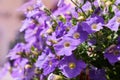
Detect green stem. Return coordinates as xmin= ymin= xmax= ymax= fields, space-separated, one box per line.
xmin=71 ymin=0 xmax=87 ymax=17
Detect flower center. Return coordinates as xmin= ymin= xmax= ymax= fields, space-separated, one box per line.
xmin=116 ymin=17 xmax=120 ymax=23
xmin=64 ymin=42 xmax=70 ymax=48
xmin=73 ymin=32 xmax=80 ymax=39
xmin=91 ymin=24 xmax=97 ymax=29
xmin=69 ymin=62 xmax=76 ymax=69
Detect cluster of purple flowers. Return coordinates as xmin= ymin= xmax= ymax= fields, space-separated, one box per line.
xmin=1 ymin=0 xmax=120 ymax=80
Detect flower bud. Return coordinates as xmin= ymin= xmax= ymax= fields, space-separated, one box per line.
xmin=25 ymin=64 xmax=32 ymax=69
xmin=46 ymin=28 xmax=53 ymax=34
xmin=48 ymin=73 xmax=63 ymax=80
xmin=105 ymin=1 xmax=112 ymax=6
xmin=78 ymin=16 xmax=85 ymax=21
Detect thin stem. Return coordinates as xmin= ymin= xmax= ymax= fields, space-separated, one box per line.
xmin=71 ymin=0 xmax=87 ymax=17
xmin=89 ymin=0 xmax=96 ymax=10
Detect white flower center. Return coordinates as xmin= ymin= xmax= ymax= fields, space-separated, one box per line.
xmin=91 ymin=24 xmax=97 ymax=29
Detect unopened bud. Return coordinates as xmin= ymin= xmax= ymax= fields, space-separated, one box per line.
xmin=48 ymin=73 xmax=63 ymax=80
xmin=31 ymin=50 xmax=39 ymax=55
xmin=78 ymin=16 xmax=85 ymax=21
xmin=46 ymin=28 xmax=53 ymax=34
xmin=105 ymin=1 xmax=112 ymax=6
xmin=25 ymin=64 xmax=32 ymax=69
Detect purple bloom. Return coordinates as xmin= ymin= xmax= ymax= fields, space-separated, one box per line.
xmin=8 ymin=43 xmax=25 ymax=60
xmin=24 ymin=66 xmax=35 ymax=80
xmin=82 ymin=1 xmax=92 ymax=12
xmin=42 ymin=58 xmax=59 ymax=75
xmin=8 ymin=42 xmax=31 ymax=60
xmin=0 ymin=63 xmax=11 ymax=79
xmin=54 ymin=37 xmax=80 ymax=56
xmin=35 ymin=52 xmax=48 ymax=69
xmin=115 ymin=0 xmax=120 ymax=5
xmin=53 ymin=3 xmax=71 ymax=17
xmin=46 ymin=32 xmax=59 ymax=46
xmin=104 ymin=44 xmax=120 ymax=65
xmin=106 ymin=11 xmax=120 ymax=32
xmin=84 ymin=14 xmax=104 ymax=33
xmin=65 ymin=24 xmax=88 ymax=43
xmin=55 ymin=21 xmax=69 ymax=38
xmin=89 ymin=68 xmax=106 ymax=80
xmin=11 ymin=58 xmax=28 ymax=80
xmin=35 ymin=49 xmax=59 ymax=75
xmin=59 ymin=55 xmax=86 ymax=78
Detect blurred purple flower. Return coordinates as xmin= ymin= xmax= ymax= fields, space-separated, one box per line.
xmin=59 ymin=55 xmax=86 ymax=78
xmin=89 ymin=68 xmax=106 ymax=80
xmin=106 ymin=11 xmax=120 ymax=32
xmin=8 ymin=43 xmax=25 ymax=60
xmin=11 ymin=58 xmax=28 ymax=80
xmin=104 ymin=44 xmax=120 ymax=65
xmin=42 ymin=58 xmax=59 ymax=75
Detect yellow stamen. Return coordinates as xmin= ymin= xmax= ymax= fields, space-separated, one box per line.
xmin=73 ymin=32 xmax=80 ymax=39
xmin=69 ymin=62 xmax=76 ymax=69
xmin=91 ymin=24 xmax=97 ymax=29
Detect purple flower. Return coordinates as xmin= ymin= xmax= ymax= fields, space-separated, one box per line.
xmin=59 ymin=55 xmax=86 ymax=78
xmin=53 ymin=3 xmax=71 ymax=17
xmin=24 ymin=66 xmax=35 ymax=80
xmin=84 ymin=14 xmax=104 ymax=33
xmin=8 ymin=42 xmax=32 ymax=60
xmin=24 ymin=25 xmax=42 ymax=43
xmin=82 ymin=1 xmax=92 ymax=12
xmin=115 ymin=0 xmax=120 ymax=5
xmin=104 ymin=44 xmax=120 ymax=65
xmin=35 ymin=52 xmax=48 ymax=69
xmin=88 ymin=39 xmax=96 ymax=46
xmin=54 ymin=37 xmax=80 ymax=56
xmin=89 ymin=68 xmax=106 ymax=80
xmin=0 ymin=63 xmax=11 ymax=79
xmin=35 ymin=48 xmax=59 ymax=75
xmin=8 ymin=43 xmax=25 ymax=60
xmin=65 ymin=24 xmax=88 ymax=43
xmin=54 ymin=21 xmax=71 ymax=38
xmin=42 ymin=58 xmax=59 ymax=75
xmin=106 ymin=11 xmax=120 ymax=32
xmin=46 ymin=32 xmax=59 ymax=46
xmin=11 ymin=58 xmax=28 ymax=80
